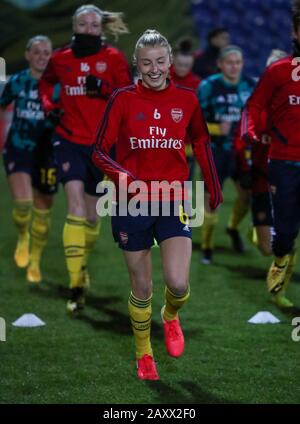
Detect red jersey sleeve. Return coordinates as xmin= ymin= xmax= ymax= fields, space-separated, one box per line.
xmin=241 ymin=68 xmax=276 ymax=143
xmin=92 ymin=89 xmax=136 ymax=185
xmin=99 ymin=52 xmax=132 ymax=99
xmin=39 ymin=56 xmax=59 ymax=113
xmin=188 ymin=98 xmax=222 ymax=210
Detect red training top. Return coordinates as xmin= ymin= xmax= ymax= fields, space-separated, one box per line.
xmin=92 ymin=80 xmax=222 ymax=209
xmin=241 ymin=56 xmax=300 ymax=161
xmin=39 ymin=44 xmax=131 ymax=146
xmin=169 ymin=66 xmax=201 ymax=92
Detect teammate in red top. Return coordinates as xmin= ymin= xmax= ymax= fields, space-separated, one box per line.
xmin=169 ymin=39 xmax=201 ymax=181
xmin=241 ymin=3 xmax=300 ymax=308
xmin=92 ymin=29 xmax=222 ymax=380
xmin=39 ymin=4 xmax=131 ymax=313
xmin=169 ymin=39 xmax=201 ymax=91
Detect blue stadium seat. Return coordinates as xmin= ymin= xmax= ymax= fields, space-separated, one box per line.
xmin=190 ymin=0 xmax=292 ymax=76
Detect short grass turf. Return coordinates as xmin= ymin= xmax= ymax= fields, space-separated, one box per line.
xmin=1 ymin=165 xmax=300 ymax=404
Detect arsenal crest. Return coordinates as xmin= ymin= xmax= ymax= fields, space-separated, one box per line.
xmin=171 ymin=108 xmax=183 ymax=123
xmin=120 ymin=232 xmax=128 ymax=245
xmin=62 ymin=162 xmax=70 ymax=173
xmin=95 ymin=61 xmax=107 ymax=73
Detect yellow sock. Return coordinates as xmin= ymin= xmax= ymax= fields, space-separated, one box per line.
xmin=12 ymin=199 xmax=32 ymax=241
xmin=83 ymin=219 xmax=101 ymax=268
xmin=63 ymin=214 xmax=85 ymax=288
xmin=201 ymin=211 xmax=218 ymax=249
xmin=128 ymin=292 xmax=153 ymax=359
xmin=281 ymin=250 xmax=297 ymax=293
xmin=30 ymin=208 xmax=51 ymax=268
xmin=227 ymin=197 xmax=249 ymax=230
xmin=274 ymin=255 xmax=289 ymax=268
xmin=163 ymin=286 xmax=190 ymax=321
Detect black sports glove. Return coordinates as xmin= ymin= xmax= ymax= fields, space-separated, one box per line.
xmin=85 ymin=74 xmax=102 ymax=97
xmin=47 ymin=108 xmax=64 ymax=126
xmin=238 ymin=171 xmax=252 ymax=190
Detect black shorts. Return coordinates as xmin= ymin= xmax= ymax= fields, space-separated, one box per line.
xmin=52 ymin=134 xmax=104 ymax=196
xmin=2 ymin=136 xmax=58 ymax=195
xmin=111 ymin=201 xmax=192 ymax=251
xmin=251 ymin=191 xmax=273 ymax=227
xmin=268 ymin=159 xmax=300 ymax=235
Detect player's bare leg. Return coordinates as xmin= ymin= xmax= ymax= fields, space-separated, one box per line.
xmin=124 ymin=249 xmax=159 ymax=380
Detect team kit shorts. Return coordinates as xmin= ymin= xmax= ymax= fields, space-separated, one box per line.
xmin=112 ymin=201 xmax=192 ymax=251
xmin=3 ymin=139 xmax=58 ymax=195
xmin=52 ymin=134 xmax=104 ymax=196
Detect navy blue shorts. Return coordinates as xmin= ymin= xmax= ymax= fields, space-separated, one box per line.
xmin=112 ymin=201 xmax=192 ymax=251
xmin=268 ymin=160 xmax=300 ymax=235
xmin=52 ymin=134 xmax=104 ymax=196
xmin=2 ymin=139 xmax=58 ymax=195
xmin=251 ymin=191 xmax=273 ymax=227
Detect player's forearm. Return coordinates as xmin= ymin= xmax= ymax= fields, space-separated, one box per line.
xmin=92 ymin=147 xmax=135 ymax=186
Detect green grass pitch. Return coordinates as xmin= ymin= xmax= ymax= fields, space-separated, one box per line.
xmin=1 ymin=165 xmax=300 ymax=404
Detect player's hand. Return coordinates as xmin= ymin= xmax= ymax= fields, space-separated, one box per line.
xmin=47 ymin=108 xmax=64 ymax=126
xmin=85 ymin=74 xmax=102 ymax=97
xmin=242 ymin=132 xmax=260 ymax=144
xmin=261 ymin=134 xmax=272 ymax=144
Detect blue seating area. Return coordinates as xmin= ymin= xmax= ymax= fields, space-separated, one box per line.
xmin=190 ymin=0 xmax=292 ymax=77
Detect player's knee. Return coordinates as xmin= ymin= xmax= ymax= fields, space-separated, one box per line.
xmin=165 ymin=277 xmax=188 ymax=296
xmin=132 ymin=285 xmax=152 ymax=300
xmin=68 ymin=201 xmax=86 ymax=217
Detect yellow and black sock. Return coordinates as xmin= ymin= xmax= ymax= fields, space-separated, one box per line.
xmin=201 ymin=211 xmax=218 ymax=249
xmin=63 ymin=214 xmax=85 ymax=288
xmin=274 ymin=255 xmax=289 ymax=268
xmin=83 ymin=219 xmax=101 ymax=268
xmin=163 ymin=286 xmax=190 ymax=321
xmin=227 ymin=197 xmax=249 ymax=230
xmin=12 ymin=199 xmax=32 ymax=241
xmin=30 ymin=208 xmax=51 ymax=268
xmin=128 ymin=292 xmax=153 ymax=359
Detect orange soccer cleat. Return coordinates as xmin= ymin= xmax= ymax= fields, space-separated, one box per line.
xmin=161 ymin=307 xmax=185 ymax=358
xmin=136 ymin=354 xmax=160 ymax=381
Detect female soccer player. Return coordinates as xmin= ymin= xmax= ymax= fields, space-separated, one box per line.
xmin=241 ymin=2 xmax=300 ymax=308
xmin=92 ymin=29 xmax=222 ymax=380
xmin=0 ymin=35 xmax=57 ymax=284
xmin=170 ymin=39 xmax=201 ymax=91
xmin=39 ymin=4 xmax=131 ymax=312
xmin=198 ymin=45 xmax=256 ymax=264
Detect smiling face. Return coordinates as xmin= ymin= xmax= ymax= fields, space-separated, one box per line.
xmin=25 ymin=40 xmax=52 ymax=74
xmin=136 ymin=45 xmax=171 ymax=91
xmin=73 ymin=11 xmax=102 ymax=36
